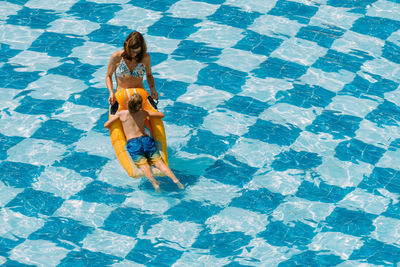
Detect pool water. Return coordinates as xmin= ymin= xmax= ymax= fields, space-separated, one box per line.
xmin=1 ymin=0 xmax=400 ymax=266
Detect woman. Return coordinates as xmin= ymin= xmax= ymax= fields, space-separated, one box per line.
xmin=106 ymin=31 xmax=158 ymax=105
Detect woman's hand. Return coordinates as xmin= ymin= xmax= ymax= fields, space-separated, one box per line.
xmin=108 ymin=93 xmax=116 ymax=105
xmin=150 ymin=88 xmax=158 ymax=100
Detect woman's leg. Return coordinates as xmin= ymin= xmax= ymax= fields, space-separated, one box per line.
xmin=139 ymin=163 xmax=160 ymax=191
xmin=153 ymin=160 xmax=184 ymax=189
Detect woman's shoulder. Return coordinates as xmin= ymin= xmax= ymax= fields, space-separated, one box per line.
xmin=111 ymin=50 xmax=124 ymax=59
xmin=141 ymin=52 xmax=151 ymax=64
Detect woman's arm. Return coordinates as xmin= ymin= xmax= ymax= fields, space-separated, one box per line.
xmin=143 ymin=53 xmax=158 ymax=100
xmin=146 ymin=110 xmax=165 ymax=119
xmin=106 ymin=52 xmax=120 ymax=105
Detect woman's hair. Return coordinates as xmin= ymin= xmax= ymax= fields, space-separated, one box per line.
xmin=127 ymin=94 xmax=143 ymax=115
xmin=122 ymin=31 xmax=147 ymax=62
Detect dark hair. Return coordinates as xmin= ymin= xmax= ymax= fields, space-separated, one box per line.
xmin=122 ymin=31 xmax=147 ymax=62
xmin=127 ymin=94 xmax=143 ymax=115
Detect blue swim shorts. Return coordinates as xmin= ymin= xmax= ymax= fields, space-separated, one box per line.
xmin=126 ymin=135 xmax=162 ymax=165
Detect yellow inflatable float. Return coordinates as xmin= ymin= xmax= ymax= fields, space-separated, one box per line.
xmin=108 ymin=88 xmax=167 ymax=178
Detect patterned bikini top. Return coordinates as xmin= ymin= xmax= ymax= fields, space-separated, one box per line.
xmin=116 ymin=58 xmax=145 ymax=78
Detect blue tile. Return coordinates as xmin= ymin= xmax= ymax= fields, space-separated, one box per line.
xmin=234 ymin=30 xmax=284 ymax=56
xmin=171 ymin=40 xmax=222 ymax=62
xmin=163 ymin=102 xmax=208 ymax=128
xmin=204 ymin=155 xmax=257 ymax=186
xmin=69 ymin=86 xmax=109 ymax=109
xmin=87 ymin=24 xmax=131 ymax=47
xmin=245 ymin=119 xmax=301 ymax=146
xmin=382 ymin=41 xmax=400 ymax=64
xmin=196 ymin=63 xmax=248 ymax=94
xmin=0 ymin=161 xmax=43 ymax=188
xmin=306 ymin=110 xmax=363 ymax=139
xmin=6 ymin=7 xmax=60 ymax=29
xmin=296 ymin=180 xmax=355 ymax=203
xmin=268 ymin=0 xmax=319 ymax=24
xmin=323 ymin=207 xmax=377 ymax=236
xmin=334 ymin=139 xmax=386 ymax=165
xmin=0 ymin=133 xmax=24 ymax=161
xmin=2 ymin=259 xmax=36 ymax=267
xmin=31 ymin=119 xmax=84 ymax=145
xmin=29 ymin=32 xmax=85 ymax=57
xmin=192 ymin=0 xmax=225 ymax=3
xmin=150 ymin=52 xmax=168 ymax=66
xmin=59 ymin=249 xmax=122 ymax=267
xmin=327 ymin=0 xmax=377 ymax=8
xmin=340 ymin=74 xmax=398 ymax=98
xmin=102 ymin=207 xmax=162 ymax=237
xmin=0 ymin=64 xmax=41 ymax=90
xmin=5 ymin=0 xmax=29 ymax=4
xmin=29 ymin=217 xmax=94 ymax=246
xmin=218 ymin=95 xmax=269 ymax=117
xmin=312 ymin=49 xmax=372 ymax=73
xmin=350 ymin=16 xmax=400 ymax=40
xmin=192 ymin=230 xmax=252 ymax=257
xmin=73 ymin=181 xmax=132 ymax=205
xmin=349 ymin=238 xmax=400 ymax=265
xmin=258 ymin=221 xmax=316 ymax=248
xmin=126 ymin=239 xmax=183 ymax=266
xmin=6 ymin=188 xmax=64 ymax=217
xmin=155 ymin=79 xmax=189 ymax=101
xmin=252 ymin=57 xmax=308 ymax=79
xmin=0 ymin=43 xmax=21 ymax=62
xmin=128 ymin=0 xmax=179 ymax=12
xmin=382 ymin=201 xmax=400 ymax=220
xmin=14 ymin=96 xmax=64 ymax=116
xmin=272 ymin=149 xmax=322 ymax=171
xmin=0 ymin=236 xmax=25 ymax=257
xmin=279 ymin=251 xmax=344 ymax=267
xmin=389 ymin=138 xmax=400 ymax=151
xmin=183 ymin=129 xmax=237 ymax=157
xmin=365 ymin=100 xmax=400 ymax=127
xmin=147 ymin=16 xmax=201 ymax=39
xmin=277 ymin=83 xmax=336 ymax=108
xmin=359 ymin=167 xmax=400 ymax=195
xmin=207 ymin=5 xmax=261 ymax=29
xmin=296 ymin=25 xmax=346 ymax=48
xmin=165 ymin=200 xmax=223 ymax=224
xmin=48 ymin=57 xmax=100 ymax=81
xmin=53 ymin=152 xmax=109 ymax=178
xmin=92 ymin=111 xmax=109 ymax=134
xmin=67 ymin=1 xmax=122 ymax=24
xmin=230 ymin=188 xmax=285 ymax=214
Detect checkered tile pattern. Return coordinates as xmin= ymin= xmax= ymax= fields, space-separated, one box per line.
xmin=1 ymin=0 xmax=400 ymax=265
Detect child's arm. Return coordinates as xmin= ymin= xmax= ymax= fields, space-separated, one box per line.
xmin=146 ymin=110 xmax=165 ymax=118
xmin=104 ymin=112 xmax=120 ymax=128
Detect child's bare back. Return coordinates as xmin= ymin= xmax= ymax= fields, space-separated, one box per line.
xmin=118 ymin=109 xmax=148 ymax=140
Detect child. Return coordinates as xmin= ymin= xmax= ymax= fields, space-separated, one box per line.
xmin=104 ymin=94 xmax=183 ymax=191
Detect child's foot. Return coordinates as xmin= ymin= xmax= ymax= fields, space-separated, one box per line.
xmin=174 ymin=181 xmax=184 ymax=189
xmin=152 ymin=181 xmax=161 ymax=192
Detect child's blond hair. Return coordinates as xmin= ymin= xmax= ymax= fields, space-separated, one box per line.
xmin=127 ymin=94 xmax=143 ymax=115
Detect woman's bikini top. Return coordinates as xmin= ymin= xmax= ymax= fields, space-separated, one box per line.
xmin=116 ymin=58 xmax=145 ymax=78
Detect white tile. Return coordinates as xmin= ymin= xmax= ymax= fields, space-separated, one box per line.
xmin=225 ymin=0 xmax=277 ymax=13
xmin=146 ymin=220 xmax=202 ymax=248
xmin=249 ymin=14 xmax=302 ymax=38
xmin=82 ymin=229 xmax=136 ymax=258
xmin=384 ymin=87 xmax=400 ymax=107
xmin=376 ymin=149 xmax=400 ymax=171
xmin=0 ymin=208 xmax=45 ymax=239
xmin=355 ymin=120 xmax=400 ymax=148
xmin=216 ymin=48 xmax=266 ymax=73
xmin=54 ymin=199 xmax=114 ymax=228
xmin=0 ymin=25 xmax=43 ymax=50
xmin=26 ymin=0 xmax=79 ymax=12
xmin=9 ymin=239 xmax=69 ymax=267
xmin=123 ymin=190 xmax=180 ymax=214
xmin=309 ymin=232 xmax=363 ymax=260
xmin=0 ymin=111 xmax=48 ymax=138
xmin=317 ymin=157 xmax=374 ymax=188
xmin=108 ymin=5 xmax=162 ymax=32
xmin=362 ymin=57 xmax=400 ymax=83
xmin=75 ymin=130 xmax=114 ymax=158
xmin=32 ymin=166 xmax=93 ymax=199
xmin=0 ymin=182 xmax=24 ymax=207
xmin=27 ymin=74 xmax=87 ymax=100
xmin=164 ymin=123 xmax=192 ymax=151
xmin=184 ymin=177 xmax=241 ymax=206
xmin=300 ymin=67 xmax=356 ymax=93
xmin=145 ymin=35 xmax=181 ymax=54
xmin=239 ymin=76 xmax=293 ymax=103
xmin=167 ymin=0 xmax=219 ymax=19
xmin=177 ymin=84 xmax=233 ymax=110
xmin=6 ymin=138 xmax=66 ymax=166
xmin=174 ymin=249 xmax=231 ymax=266
xmin=338 ymin=188 xmax=390 ymax=215
xmin=309 ymin=5 xmax=362 ymax=30
xmin=0 ymin=1 xmax=21 ymax=20
xmin=97 ymin=158 xmax=142 ymax=188
xmin=290 ymin=131 xmax=341 ymax=158
xmin=206 ymin=207 xmax=269 ymax=236
xmin=326 ymin=95 xmax=379 ymax=118
xmin=8 ymin=51 xmax=63 ymax=73
xmin=152 ymin=58 xmax=206 ymax=83
xmin=331 ymin=30 xmax=384 ymax=57
xmin=201 ymin=109 xmax=257 ymax=137
xmin=271 ymin=37 xmax=327 ymax=66
xmin=188 ymin=20 xmax=245 ymax=49
xmin=367 ymin=0 xmax=400 ymax=21
xmin=0 ymin=88 xmax=21 ymax=111
xmin=71 ymin=41 xmax=117 ymax=66
xmin=372 ymin=216 xmax=400 ymax=245
xmin=387 ymin=29 xmax=400 ymax=47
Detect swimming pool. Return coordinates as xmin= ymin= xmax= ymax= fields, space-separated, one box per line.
xmin=1 ymin=0 xmax=400 ymax=265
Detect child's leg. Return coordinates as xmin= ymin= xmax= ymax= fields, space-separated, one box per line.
xmin=153 ymin=160 xmax=184 ymax=189
xmin=139 ymin=163 xmax=160 ymax=191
